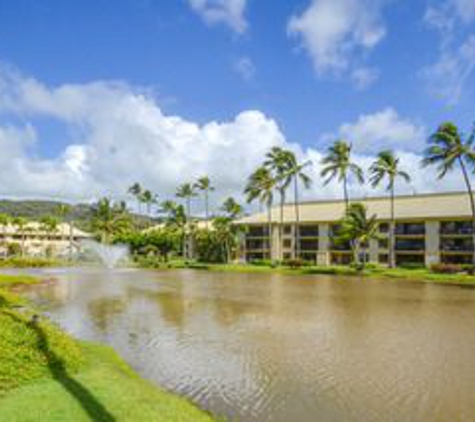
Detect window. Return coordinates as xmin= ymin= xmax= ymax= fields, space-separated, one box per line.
xmin=379 ymin=223 xmax=389 ymax=233
xmin=440 ymin=221 xmax=473 ymax=235
xmin=247 ymin=226 xmax=270 ymax=237
xmin=379 ymin=254 xmax=389 ymax=264
xmin=299 ymin=225 xmax=319 ymax=237
xmin=379 ymin=238 xmax=389 ymax=249
xmin=395 ymin=222 xmax=425 ymax=236
xmin=283 ymin=225 xmax=292 ymax=235
xmin=283 ymin=239 xmax=292 ymax=249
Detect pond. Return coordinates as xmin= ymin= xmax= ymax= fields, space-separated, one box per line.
xmin=23 ymin=268 xmax=475 ymax=421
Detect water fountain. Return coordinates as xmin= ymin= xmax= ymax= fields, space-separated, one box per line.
xmin=81 ymin=240 xmax=129 ymax=269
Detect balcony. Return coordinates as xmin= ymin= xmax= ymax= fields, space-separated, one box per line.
xmin=298 ymin=225 xmax=319 ymax=238
xmin=440 ymin=238 xmax=473 ymax=253
xmin=246 ymin=226 xmax=270 ymax=238
xmin=440 ymin=221 xmax=473 ymax=236
xmin=395 ymin=238 xmax=425 ymax=252
xmin=395 ymin=223 xmax=425 ymax=236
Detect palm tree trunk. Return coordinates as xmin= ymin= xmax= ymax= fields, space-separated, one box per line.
xmin=459 ymin=158 xmax=475 ymax=267
xmin=280 ymin=191 xmax=284 ymax=261
xmin=390 ymin=184 xmax=396 ymax=268
xmin=205 ymin=190 xmax=209 ymax=229
xmin=343 ymin=175 xmax=349 ymax=211
xmin=294 ymin=177 xmax=300 ymax=260
xmin=267 ymin=201 xmax=272 ymax=261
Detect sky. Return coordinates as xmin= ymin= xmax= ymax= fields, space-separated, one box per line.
xmin=0 ymin=0 xmax=474 ymax=210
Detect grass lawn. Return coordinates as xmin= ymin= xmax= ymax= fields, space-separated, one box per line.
xmin=144 ymin=260 xmax=475 ymax=286
xmin=0 ymin=273 xmax=215 ymax=422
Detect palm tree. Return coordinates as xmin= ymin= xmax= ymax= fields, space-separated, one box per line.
xmin=337 ymin=203 xmax=380 ymax=270
xmin=0 ymin=214 xmax=10 ymax=257
xmin=128 ymin=183 xmax=143 ymax=214
xmin=422 ymin=122 xmax=475 ymax=265
xmin=91 ymin=198 xmax=132 ymax=244
xmin=195 ymin=176 xmax=215 ymax=228
xmin=321 ymin=140 xmax=364 ymax=210
xmin=221 ymin=197 xmax=243 ymax=219
xmin=176 ymin=183 xmax=197 ymax=259
xmin=161 ymin=200 xmax=187 ymax=258
xmin=140 ymin=190 xmax=155 ymax=215
xmin=244 ymin=166 xmax=276 ymax=259
xmin=264 ymin=147 xmax=295 ymax=259
xmin=12 ymin=216 xmax=28 ymax=256
xmin=283 ymin=155 xmax=313 ymax=258
xmin=56 ymin=204 xmax=74 ymax=259
xmin=40 ymin=215 xmax=59 ymax=257
xmin=369 ymin=151 xmax=411 ymax=268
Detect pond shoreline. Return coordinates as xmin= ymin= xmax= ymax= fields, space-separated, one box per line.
xmin=134 ymin=262 xmax=475 ymax=287
xmin=0 ymin=274 xmax=215 ymax=421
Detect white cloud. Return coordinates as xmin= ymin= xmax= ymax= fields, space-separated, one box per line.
xmin=188 ymin=0 xmax=248 ymax=33
xmin=287 ymin=0 xmax=387 ymax=85
xmin=422 ymin=0 xmax=475 ymax=104
xmin=233 ymin=56 xmax=256 ymax=81
xmin=323 ymin=108 xmax=426 ymax=154
xmin=0 ymin=68 xmax=466 ymax=210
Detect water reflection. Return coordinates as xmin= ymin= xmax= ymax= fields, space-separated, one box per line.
xmin=24 ymin=268 xmax=475 ymax=422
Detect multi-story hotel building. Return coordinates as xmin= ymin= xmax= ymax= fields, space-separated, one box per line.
xmin=237 ymin=192 xmax=474 ymax=267
xmin=0 ymin=222 xmax=92 ymax=257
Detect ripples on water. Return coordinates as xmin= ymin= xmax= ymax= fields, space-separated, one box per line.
xmin=24 ymin=268 xmax=475 ymax=422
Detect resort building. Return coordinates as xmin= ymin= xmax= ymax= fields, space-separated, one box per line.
xmin=236 ymin=192 xmax=474 ymax=267
xmin=0 ymin=222 xmax=93 ymax=257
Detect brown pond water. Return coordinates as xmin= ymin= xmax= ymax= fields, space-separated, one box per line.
xmin=23 ymin=268 xmax=475 ymax=421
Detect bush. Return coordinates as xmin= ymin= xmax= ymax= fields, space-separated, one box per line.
xmin=431 ymin=263 xmax=464 ymax=274
xmin=249 ymin=259 xmax=274 ymax=267
xmin=283 ymin=258 xmax=313 ymax=269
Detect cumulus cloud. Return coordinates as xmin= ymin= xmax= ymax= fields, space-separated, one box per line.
xmin=287 ymin=0 xmax=387 ymax=86
xmin=0 ymin=67 xmax=466 ymax=211
xmin=188 ymin=0 xmax=248 ymax=33
xmin=422 ymin=0 xmax=475 ymax=104
xmin=322 ymin=108 xmax=426 ymax=154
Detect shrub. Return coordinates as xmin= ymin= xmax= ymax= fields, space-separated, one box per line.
xmin=283 ymin=258 xmax=313 ymax=269
xmin=250 ymin=259 xmax=273 ymax=267
xmin=431 ymin=263 xmax=463 ymax=274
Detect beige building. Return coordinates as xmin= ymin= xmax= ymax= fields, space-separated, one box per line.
xmin=0 ymin=222 xmax=93 ymax=257
xmin=236 ymin=192 xmax=474 ymax=267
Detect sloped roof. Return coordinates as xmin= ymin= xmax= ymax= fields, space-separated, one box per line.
xmin=236 ymin=191 xmax=473 ymax=225
xmin=0 ymin=222 xmax=93 ymax=238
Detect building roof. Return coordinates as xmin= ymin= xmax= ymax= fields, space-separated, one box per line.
xmin=0 ymin=222 xmax=92 ymax=238
xmin=236 ymin=191 xmax=473 ymax=225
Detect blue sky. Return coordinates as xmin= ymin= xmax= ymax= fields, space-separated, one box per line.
xmin=0 ymin=0 xmax=474 ymax=203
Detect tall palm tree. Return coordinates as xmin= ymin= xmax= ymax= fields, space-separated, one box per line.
xmin=140 ymin=190 xmax=155 ymax=215
xmin=422 ymin=122 xmax=475 ymax=265
xmin=176 ymin=183 xmax=197 ymax=259
xmin=91 ymin=198 xmax=132 ymax=244
xmin=264 ymin=147 xmax=295 ymax=259
xmin=337 ymin=203 xmax=380 ymax=270
xmin=321 ymin=140 xmax=364 ymax=210
xmin=195 ymin=176 xmax=215 ymax=228
xmin=40 ymin=215 xmax=59 ymax=257
xmin=283 ymin=155 xmax=313 ymax=258
xmin=12 ymin=216 xmax=28 ymax=256
xmin=56 ymin=204 xmax=74 ymax=259
xmin=369 ymin=150 xmax=411 ymax=268
xmin=0 ymin=214 xmax=10 ymax=257
xmin=221 ymin=197 xmax=243 ymax=219
xmin=128 ymin=182 xmax=143 ymax=214
xmin=244 ymin=166 xmax=276 ymax=259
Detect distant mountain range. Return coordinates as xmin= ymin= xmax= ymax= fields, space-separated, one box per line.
xmin=0 ymin=199 xmax=157 ymax=229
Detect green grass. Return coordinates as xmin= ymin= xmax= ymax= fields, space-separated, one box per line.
xmin=149 ymin=261 xmax=475 ymax=286
xmin=0 ymin=342 xmax=214 ymax=422
xmin=0 ymin=257 xmax=64 ymax=268
xmin=0 ymin=275 xmax=215 ymax=421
